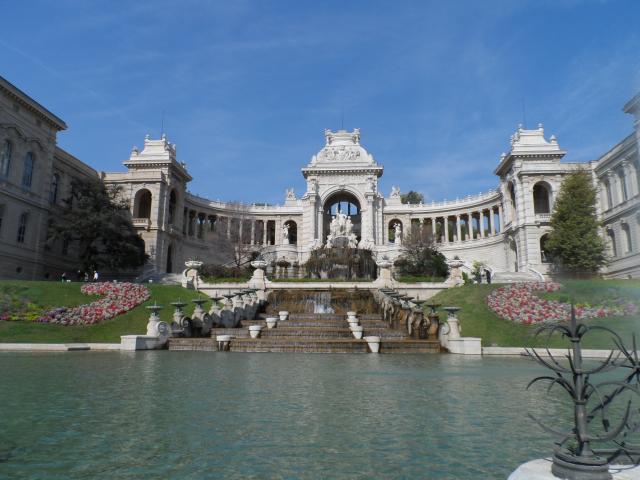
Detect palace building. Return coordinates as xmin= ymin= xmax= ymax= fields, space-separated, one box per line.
xmin=1 ymin=74 xmax=638 ymax=281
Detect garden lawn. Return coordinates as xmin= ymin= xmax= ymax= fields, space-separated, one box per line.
xmin=429 ymin=280 xmax=640 ymax=349
xmin=0 ymin=281 xmax=208 ymax=343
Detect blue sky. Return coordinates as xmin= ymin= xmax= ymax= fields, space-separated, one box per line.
xmin=2 ymin=1 xmax=639 ymax=204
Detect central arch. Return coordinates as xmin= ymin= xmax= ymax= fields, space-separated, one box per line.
xmin=322 ymin=191 xmax=361 ymax=245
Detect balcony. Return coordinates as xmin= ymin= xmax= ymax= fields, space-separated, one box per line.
xmin=535 ymin=213 xmax=551 ymax=223
xmin=132 ymin=218 xmax=151 ymax=230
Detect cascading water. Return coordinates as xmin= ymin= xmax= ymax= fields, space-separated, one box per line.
xmin=266 ymin=289 xmax=378 ymax=315
xmin=309 ymin=292 xmax=334 ymax=314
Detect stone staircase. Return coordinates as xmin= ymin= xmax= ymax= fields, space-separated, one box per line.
xmin=168 ymin=312 xmax=441 ymax=354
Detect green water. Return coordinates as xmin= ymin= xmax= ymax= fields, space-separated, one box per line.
xmin=0 ymin=352 xmax=557 ymax=479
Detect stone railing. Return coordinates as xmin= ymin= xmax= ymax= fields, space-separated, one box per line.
xmin=386 ymin=188 xmax=501 ymax=210
xmin=132 ymin=218 xmax=151 ymax=230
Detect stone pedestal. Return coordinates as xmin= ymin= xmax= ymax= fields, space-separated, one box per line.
xmin=509 ymin=459 xmax=640 ymax=480
xmin=374 ymin=259 xmax=394 ymax=288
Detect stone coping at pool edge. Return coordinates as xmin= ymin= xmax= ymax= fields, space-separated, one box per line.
xmin=0 ymin=342 xmax=636 ymax=357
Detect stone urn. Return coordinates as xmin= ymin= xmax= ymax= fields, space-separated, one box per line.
xmin=443 ymin=306 xmax=462 ymax=339
xmin=250 ymin=260 xmax=267 ymax=270
xmin=278 ymin=311 xmax=289 ymax=322
xmin=265 ymin=317 xmax=278 ymax=329
xmin=348 ymin=319 xmax=359 ymax=329
xmin=446 ymin=259 xmax=465 ymax=286
xmin=248 ymin=325 xmax=263 ymax=339
xmin=364 ymin=336 xmax=381 ymax=353
xmin=346 ymin=311 xmax=357 ymax=322
xmin=351 ymin=325 xmax=364 ymax=339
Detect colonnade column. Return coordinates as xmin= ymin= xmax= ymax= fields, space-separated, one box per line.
xmin=490 ymin=208 xmax=496 ymax=236
xmin=263 ymin=220 xmax=268 ymax=245
xmin=479 ymin=211 xmax=485 ymax=238
xmin=498 ymin=205 xmax=503 ymax=233
xmin=456 ymin=215 xmax=462 ymax=242
xmin=250 ymin=221 xmax=255 ymax=245
xmin=443 ymin=217 xmax=449 ymax=243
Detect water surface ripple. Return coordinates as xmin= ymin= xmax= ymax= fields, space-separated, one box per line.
xmin=0 ymin=352 xmax=555 ymax=479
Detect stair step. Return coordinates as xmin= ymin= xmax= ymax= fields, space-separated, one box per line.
xmin=168 ymin=338 xmax=441 ymax=354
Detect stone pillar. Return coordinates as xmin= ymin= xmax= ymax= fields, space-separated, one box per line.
xmin=276 ymin=218 xmax=282 ymax=245
xmin=498 ymin=205 xmax=503 ymax=233
xmin=443 ymin=216 xmax=449 ymax=243
xmin=250 ymin=221 xmax=255 ymax=245
xmin=263 ymin=220 xmax=268 ymax=245
xmin=238 ymin=220 xmax=243 ymax=244
xmin=490 ymin=207 xmax=496 ymax=235
xmin=226 ymin=216 xmax=231 ymax=239
xmin=479 ymin=210 xmax=485 ymax=238
xmin=456 ymin=214 xmax=462 ymax=243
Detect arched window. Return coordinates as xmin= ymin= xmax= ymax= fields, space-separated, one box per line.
xmin=167 ymin=190 xmax=177 ymax=225
xmin=604 ymin=179 xmax=613 ymax=210
xmin=49 ymin=173 xmax=60 ymax=204
xmin=622 ymin=223 xmax=632 ymax=254
xmin=0 ymin=140 xmax=11 ymax=177
xmin=21 ymin=152 xmax=34 ymax=188
xmin=16 ymin=212 xmax=28 ymax=243
xmin=533 ymin=182 xmax=551 ymax=214
xmin=617 ymin=167 xmax=628 ymax=202
xmin=134 ymin=189 xmax=152 ymax=219
xmin=607 ymin=229 xmax=617 ymax=258
xmin=540 ymin=234 xmax=551 ymax=263
xmin=284 ymin=220 xmax=297 ymax=244
xmin=508 ymin=182 xmax=517 ymax=221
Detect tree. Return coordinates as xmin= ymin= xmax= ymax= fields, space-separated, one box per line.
xmin=48 ymin=178 xmax=147 ymax=272
xmin=400 ymin=190 xmax=424 ymax=205
xmin=545 ymin=170 xmax=606 ymax=277
xmin=394 ymin=225 xmax=449 ymax=278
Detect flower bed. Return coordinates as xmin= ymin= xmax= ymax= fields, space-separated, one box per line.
xmin=486 ymin=282 xmax=638 ymax=325
xmin=35 ymin=282 xmax=150 ymax=326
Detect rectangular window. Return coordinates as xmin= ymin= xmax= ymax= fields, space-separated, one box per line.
xmin=16 ymin=213 xmax=28 ymax=243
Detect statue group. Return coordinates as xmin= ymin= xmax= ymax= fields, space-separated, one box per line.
xmin=326 ymin=211 xmax=358 ymax=248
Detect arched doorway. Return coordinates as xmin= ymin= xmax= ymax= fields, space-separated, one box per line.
xmin=166 ymin=244 xmax=173 ymax=273
xmin=134 ymin=189 xmax=152 ymax=218
xmin=322 ymin=191 xmax=361 ymax=245
xmin=540 ymin=234 xmax=551 ymax=263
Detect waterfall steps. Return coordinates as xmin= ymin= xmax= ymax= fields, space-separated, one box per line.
xmin=168 ymin=313 xmax=442 ymax=353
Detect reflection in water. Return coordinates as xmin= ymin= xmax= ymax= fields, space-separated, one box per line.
xmin=0 ymin=352 xmax=557 ymax=479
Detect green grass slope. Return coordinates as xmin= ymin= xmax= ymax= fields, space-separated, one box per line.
xmin=428 ymin=280 xmax=640 ymax=348
xmin=0 ymin=281 xmax=207 ymax=343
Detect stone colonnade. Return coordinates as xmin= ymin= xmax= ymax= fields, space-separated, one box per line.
xmin=386 ymin=204 xmax=503 ymax=244
xmin=180 ymin=208 xmax=295 ymax=246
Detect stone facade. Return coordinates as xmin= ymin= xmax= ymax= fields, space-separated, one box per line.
xmin=0 ymin=74 xmax=638 ymax=280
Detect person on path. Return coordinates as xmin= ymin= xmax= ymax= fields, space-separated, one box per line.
xmin=93 ymin=270 xmax=99 ymax=282
xmin=61 ymin=272 xmax=67 ymax=283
